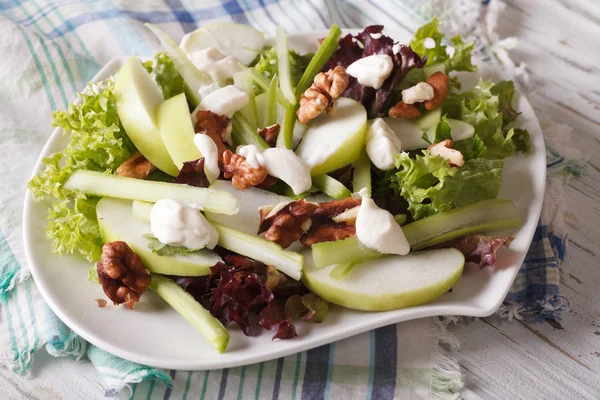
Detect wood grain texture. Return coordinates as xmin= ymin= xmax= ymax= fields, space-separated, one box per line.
xmin=450 ymin=0 xmax=600 ymax=398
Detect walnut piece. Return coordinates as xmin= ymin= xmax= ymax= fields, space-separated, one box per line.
xmin=194 ymin=110 xmax=232 ymax=160
xmin=96 ymin=241 xmax=151 ymax=310
xmin=258 ymin=124 xmax=280 ymax=147
xmin=424 ymin=72 xmax=450 ymax=111
xmin=258 ymin=200 xmax=319 ymax=248
xmin=388 ymin=101 xmax=421 ymax=119
xmin=96 ymin=299 xmax=107 ymax=308
xmin=428 ymin=139 xmax=465 ymax=167
xmin=297 ymin=66 xmax=349 ymax=125
xmin=300 ymin=198 xmax=362 ymax=247
xmin=116 ymin=151 xmax=156 ymax=179
xmin=221 ymin=149 xmax=269 ymax=189
xmin=173 ymin=158 xmax=210 ymax=188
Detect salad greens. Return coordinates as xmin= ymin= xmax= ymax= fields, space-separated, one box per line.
xmin=144 ymin=52 xmax=186 ymax=100
xmin=253 ymin=47 xmax=312 ymax=90
xmin=143 ymin=233 xmax=203 ymax=256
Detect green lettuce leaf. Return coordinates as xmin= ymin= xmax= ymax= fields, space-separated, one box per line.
xmin=143 ymin=234 xmax=203 ymax=256
xmin=410 ymin=18 xmax=477 ymax=73
xmin=391 ymin=151 xmax=503 ymax=220
xmin=28 ymin=77 xmax=135 ymax=262
xmin=253 ymin=47 xmax=312 ymax=88
xmin=145 ymin=52 xmax=186 ymax=100
xmin=491 ymin=80 xmax=521 ymax=125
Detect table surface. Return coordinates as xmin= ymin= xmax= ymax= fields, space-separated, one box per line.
xmin=1 ymin=0 xmax=600 ymax=398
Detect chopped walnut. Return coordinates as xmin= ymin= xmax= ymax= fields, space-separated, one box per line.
xmin=173 ymin=158 xmax=210 ymax=188
xmin=195 ymin=110 xmax=232 ymax=161
xmin=428 ymin=139 xmax=464 ymax=167
xmin=297 ymin=66 xmax=349 ymax=125
xmin=258 ymin=200 xmax=319 ymax=248
xmin=96 ymin=241 xmax=151 ymax=310
xmin=256 ymin=175 xmax=278 ymax=189
xmin=388 ymin=101 xmax=421 ymax=119
xmin=221 ymin=149 xmax=269 ymax=189
xmin=96 ymin=298 xmax=107 ymax=308
xmin=258 ymin=124 xmax=280 ymax=147
xmin=423 ymin=72 xmax=450 ymax=111
xmin=300 ymin=198 xmax=362 ymax=247
xmin=116 ymin=151 xmax=156 ymax=179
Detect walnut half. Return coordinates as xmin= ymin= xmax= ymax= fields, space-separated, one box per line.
xmin=300 ymin=198 xmax=361 ymax=247
xmin=96 ymin=241 xmax=151 ymax=310
xmin=116 ymin=151 xmax=156 ymax=179
xmin=297 ymin=66 xmax=349 ymax=125
xmin=258 ymin=200 xmax=319 ymax=248
xmin=221 ymin=149 xmax=269 ymax=189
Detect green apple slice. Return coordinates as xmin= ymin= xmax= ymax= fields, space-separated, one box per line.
xmin=180 ymin=23 xmax=266 ymax=66
xmin=383 ymin=117 xmax=429 ymax=150
xmin=149 ymin=274 xmax=229 ymax=353
xmin=114 ymin=56 xmax=178 ymax=176
xmin=96 ymin=198 xmax=221 ymax=276
xmin=157 ymin=93 xmax=202 ymax=169
xmin=295 ymin=98 xmax=367 ymax=175
xmin=303 ymin=248 xmax=464 ymax=311
xmin=448 ymin=118 xmax=475 ymax=141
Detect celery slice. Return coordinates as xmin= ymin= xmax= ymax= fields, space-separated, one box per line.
xmin=238 ymin=64 xmax=291 ymax=109
xmin=311 ymin=175 xmax=351 ymax=199
xmin=231 ymin=112 xmax=270 ymax=149
xmin=352 ymin=151 xmax=371 ymax=196
xmin=276 ymin=25 xmax=296 ymax=105
xmin=280 ymin=103 xmax=297 ymax=150
xmin=265 ymin=74 xmax=279 ymax=128
xmin=233 ymin=71 xmax=259 ymax=130
xmin=210 ymin=221 xmax=303 ymax=280
xmin=149 ymin=274 xmax=230 ymax=353
xmin=145 ymin=24 xmax=211 ymax=107
xmin=295 ymin=24 xmax=342 ymax=97
xmin=312 ymin=199 xmax=523 ymax=268
xmin=64 ymin=170 xmax=239 ymax=215
xmin=329 ymin=262 xmax=357 ymax=280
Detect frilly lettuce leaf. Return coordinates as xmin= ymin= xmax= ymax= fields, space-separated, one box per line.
xmin=391 ymin=152 xmax=503 ymax=220
xmin=411 ymin=18 xmax=477 ymax=73
xmin=143 ymin=234 xmax=203 ymax=256
xmin=28 ymin=77 xmax=135 ymax=262
xmin=491 ymin=80 xmax=521 ymax=125
xmin=252 ymin=47 xmax=312 ymax=88
xmin=144 ymin=52 xmax=186 ymax=100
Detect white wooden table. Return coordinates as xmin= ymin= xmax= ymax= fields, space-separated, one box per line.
xmin=1 ymin=0 xmax=599 ymax=398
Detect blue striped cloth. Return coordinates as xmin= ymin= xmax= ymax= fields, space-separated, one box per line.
xmin=0 ymin=0 xmax=580 ymax=398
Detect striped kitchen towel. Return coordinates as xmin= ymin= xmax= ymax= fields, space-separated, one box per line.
xmin=0 ymin=0 xmax=581 ymax=398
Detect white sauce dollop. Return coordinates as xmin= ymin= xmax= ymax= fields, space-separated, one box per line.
xmin=346 ymin=54 xmax=393 ymax=89
xmin=199 ymin=85 xmax=249 ymax=118
xmin=355 ymin=189 xmax=410 ymax=256
xmin=236 ymin=145 xmax=312 ymax=194
xmin=150 ymin=199 xmax=219 ymax=250
xmin=424 ymin=37 xmax=436 ymax=49
xmin=193 ymin=134 xmax=220 ymax=183
xmin=366 ymin=118 xmax=402 ymax=170
xmin=188 ymin=47 xmax=241 ymax=83
xmin=401 ymin=82 xmax=434 ymax=104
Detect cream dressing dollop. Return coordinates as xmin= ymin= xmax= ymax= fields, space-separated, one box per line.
xmin=355 ymin=189 xmax=410 ymax=256
xmin=150 ymin=199 xmax=218 ymax=250
xmin=193 ymin=134 xmax=220 ymax=183
xmin=346 ymin=54 xmax=393 ymax=89
xmin=199 ymin=85 xmax=249 ymax=118
xmin=366 ymin=118 xmax=402 ymax=170
xmin=236 ymin=145 xmax=312 ymax=194
xmin=188 ymin=47 xmax=241 ymax=83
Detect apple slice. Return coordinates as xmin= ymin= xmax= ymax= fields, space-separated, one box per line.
xmin=114 ymin=57 xmax=178 ymax=176
xmin=295 ymin=98 xmax=367 ymax=175
xmin=157 ymin=93 xmax=202 ymax=169
xmin=180 ymin=23 xmax=266 ymax=66
xmin=96 ymin=198 xmax=221 ymax=276
xmin=302 ymin=248 xmax=464 ymax=311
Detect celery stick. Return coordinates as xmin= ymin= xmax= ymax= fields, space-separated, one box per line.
xmin=209 ymin=221 xmax=303 ymax=280
xmin=233 ymin=71 xmax=259 ymax=130
xmin=329 ymin=262 xmax=357 ymax=280
xmin=149 ymin=274 xmax=229 ymax=353
xmin=312 ymin=175 xmax=351 ymax=199
xmin=295 ymin=24 xmax=342 ymax=97
xmin=280 ymin=103 xmax=297 ymax=150
xmin=265 ymin=74 xmax=279 ymax=128
xmin=238 ymin=64 xmax=291 ymax=109
xmin=394 ymin=214 xmax=407 ymax=226
xmin=64 ymin=170 xmax=239 ymax=215
xmin=352 ymin=151 xmax=371 ymax=196
xmin=145 ymin=24 xmax=211 ymax=107
xmin=231 ymin=112 xmax=270 ymax=150
xmin=275 ymin=25 xmax=296 ymax=105
xmin=311 ymin=199 xmax=523 ymax=268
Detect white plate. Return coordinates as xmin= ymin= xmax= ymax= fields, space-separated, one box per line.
xmin=23 ymin=31 xmax=546 ymax=370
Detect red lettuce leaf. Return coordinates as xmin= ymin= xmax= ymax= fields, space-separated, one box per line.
xmin=301 ymin=293 xmax=328 ymax=323
xmin=437 ymin=235 xmax=514 ymax=268
xmin=324 ymin=25 xmax=427 ymax=118
xmin=173 ymin=158 xmax=210 ymax=188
